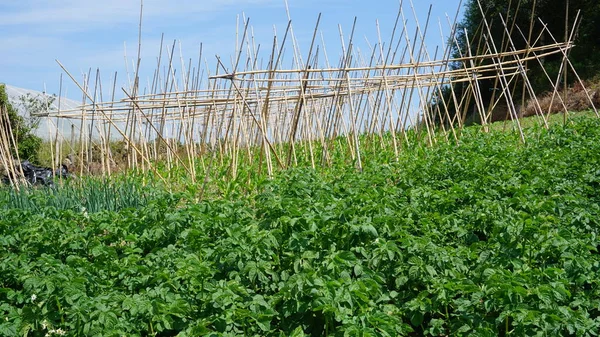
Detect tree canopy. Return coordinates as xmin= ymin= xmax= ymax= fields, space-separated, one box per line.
xmin=431 ymin=0 xmax=600 ymax=126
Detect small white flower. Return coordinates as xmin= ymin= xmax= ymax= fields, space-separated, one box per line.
xmin=42 ymin=320 xmax=48 ymax=329
xmin=31 ymin=294 xmax=37 ymax=302
xmin=56 ymin=328 xmax=66 ymax=335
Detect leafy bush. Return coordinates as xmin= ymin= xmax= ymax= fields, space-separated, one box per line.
xmin=0 ymin=84 xmax=42 ymax=163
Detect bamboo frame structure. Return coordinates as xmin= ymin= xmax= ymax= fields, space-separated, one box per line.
xmin=3 ymin=0 xmax=596 ymax=188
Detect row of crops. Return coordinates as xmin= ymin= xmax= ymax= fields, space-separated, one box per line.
xmin=1 ymin=116 xmax=600 ymax=336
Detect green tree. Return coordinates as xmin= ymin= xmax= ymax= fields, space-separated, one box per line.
xmin=16 ymin=92 xmax=56 ymax=131
xmin=430 ymin=0 xmax=600 ymax=126
xmin=0 ymin=84 xmax=42 ymax=163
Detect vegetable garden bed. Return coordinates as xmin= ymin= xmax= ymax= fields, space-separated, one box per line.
xmin=1 ymin=116 xmax=600 ymax=336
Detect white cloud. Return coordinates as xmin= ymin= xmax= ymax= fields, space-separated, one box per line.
xmin=0 ymin=0 xmax=280 ymax=30
xmin=2 ymin=0 xmax=445 ymax=96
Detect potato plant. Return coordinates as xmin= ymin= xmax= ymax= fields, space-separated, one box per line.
xmin=1 ymin=116 xmax=600 ymax=336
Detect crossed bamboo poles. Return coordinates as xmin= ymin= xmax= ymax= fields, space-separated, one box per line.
xmin=33 ymin=0 xmax=597 ymax=186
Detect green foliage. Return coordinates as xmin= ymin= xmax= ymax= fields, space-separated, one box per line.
xmin=455 ymin=0 xmax=600 ymax=79
xmin=15 ymin=92 xmax=56 ymax=131
xmin=0 ymin=175 xmax=172 ymax=213
xmin=433 ymin=0 xmax=600 ymax=125
xmin=1 ymin=116 xmax=600 ymax=335
xmin=0 ymin=84 xmax=42 ymax=163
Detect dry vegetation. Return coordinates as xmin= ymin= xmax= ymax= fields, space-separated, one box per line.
xmin=523 ymin=78 xmax=600 ymax=117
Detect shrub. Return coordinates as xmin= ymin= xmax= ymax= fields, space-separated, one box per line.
xmin=0 ymin=84 xmax=42 ymax=163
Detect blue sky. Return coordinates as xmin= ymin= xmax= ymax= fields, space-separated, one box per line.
xmin=0 ymin=0 xmax=463 ymax=100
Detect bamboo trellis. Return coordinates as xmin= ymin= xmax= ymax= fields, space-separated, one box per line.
xmin=7 ymin=0 xmax=598 ymax=185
